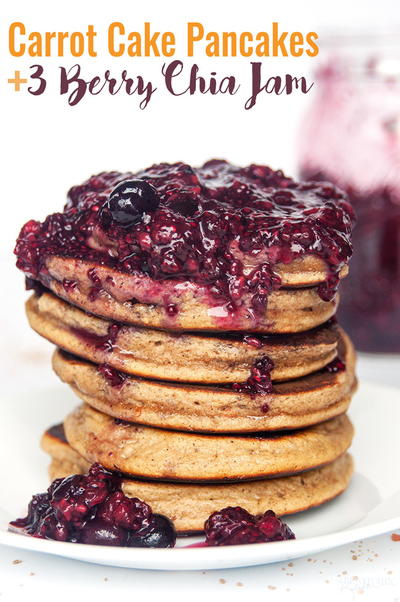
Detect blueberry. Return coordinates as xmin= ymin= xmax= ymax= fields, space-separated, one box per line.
xmin=9 ymin=462 xmax=179 ymax=549
xmin=79 ymin=518 xmax=129 ymax=546
xmin=100 ymin=179 xmax=159 ymax=229
xmin=127 ymin=514 xmax=177 ymax=548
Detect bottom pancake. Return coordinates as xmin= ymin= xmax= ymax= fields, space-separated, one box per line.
xmin=41 ymin=425 xmax=354 ymax=534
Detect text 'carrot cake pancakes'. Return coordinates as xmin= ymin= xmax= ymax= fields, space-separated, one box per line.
xmin=41 ymin=424 xmax=354 ymax=534
xmin=14 ymin=160 xmax=357 ymax=530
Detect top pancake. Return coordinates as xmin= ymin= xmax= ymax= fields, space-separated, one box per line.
xmin=35 ymin=264 xmax=340 ymax=333
xmin=15 ymin=161 xmax=353 ymax=332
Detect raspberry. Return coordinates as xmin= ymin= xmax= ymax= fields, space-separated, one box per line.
xmin=204 ymin=506 xmax=295 ymax=546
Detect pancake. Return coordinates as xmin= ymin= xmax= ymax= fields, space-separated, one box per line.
xmin=52 ymin=330 xmax=356 ymax=433
xmin=42 ymin=268 xmax=339 ymax=333
xmin=42 ymin=424 xmax=354 ymax=534
xmin=29 ymin=291 xmax=340 ymax=384
xmin=47 ymin=254 xmax=348 ymax=297
xmin=63 ymin=403 xmax=354 ymax=482
xmin=16 ymin=163 xmax=353 ymax=331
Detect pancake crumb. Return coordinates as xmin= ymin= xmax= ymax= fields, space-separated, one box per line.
xmin=12 ymin=560 xmax=22 ymax=565
xmin=219 ymin=579 xmax=226 ymax=584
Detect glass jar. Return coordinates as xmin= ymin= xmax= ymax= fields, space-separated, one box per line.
xmin=299 ymin=34 xmax=400 ymax=352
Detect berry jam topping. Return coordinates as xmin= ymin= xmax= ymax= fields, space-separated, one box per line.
xmin=232 ymin=355 xmax=274 ymax=399
xmin=87 ymin=267 xmax=103 ymax=301
xmin=98 ymin=363 xmax=127 ymax=387
xmin=204 ymin=506 xmax=295 ymax=546
xmin=325 ymin=357 xmax=346 ymax=373
xmin=62 ymin=278 xmax=77 ymax=293
xmin=242 ymin=334 xmax=266 ymax=348
xmin=9 ymin=463 xmax=176 ymax=548
xmin=25 ymin=276 xmax=45 ymax=296
xmin=70 ymin=323 xmax=120 ymax=353
xmin=15 ymin=161 xmax=354 ymax=316
xmin=166 ymin=303 xmax=178 ymax=317
xmin=100 ymin=179 xmax=160 ymax=229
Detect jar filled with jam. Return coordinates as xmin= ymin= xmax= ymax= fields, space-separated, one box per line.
xmin=299 ymin=34 xmax=400 ymax=352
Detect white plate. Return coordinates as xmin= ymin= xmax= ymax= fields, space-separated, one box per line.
xmin=0 ymin=381 xmax=399 ymax=570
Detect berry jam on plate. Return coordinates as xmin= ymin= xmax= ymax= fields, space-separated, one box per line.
xmin=204 ymin=506 xmax=295 ymax=546
xmin=15 ymin=160 xmax=354 ymax=321
xmin=10 ymin=463 xmax=176 ymax=548
xmin=9 ymin=463 xmax=295 ymax=549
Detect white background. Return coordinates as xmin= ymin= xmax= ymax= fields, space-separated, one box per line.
xmin=1 ymin=0 xmax=400 ymax=600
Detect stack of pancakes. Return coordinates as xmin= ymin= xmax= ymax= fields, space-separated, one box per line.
xmin=15 ymin=162 xmax=356 ymax=534
xmin=25 ymin=255 xmax=355 ymax=534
